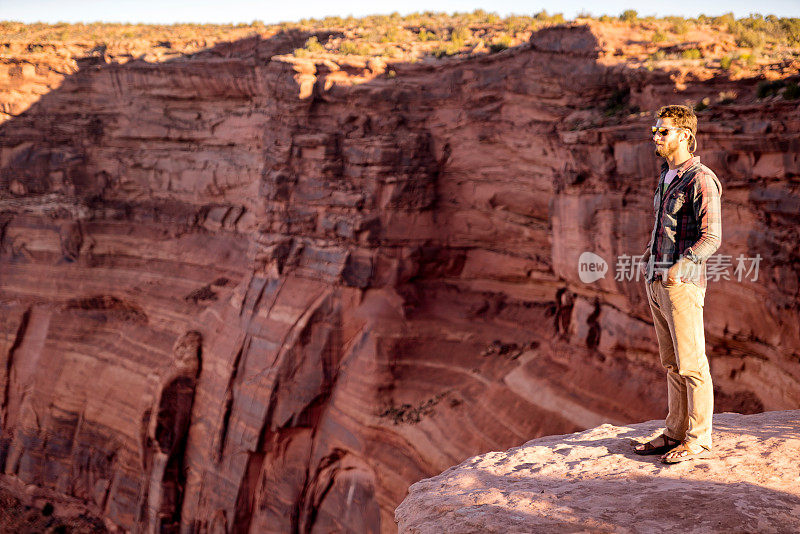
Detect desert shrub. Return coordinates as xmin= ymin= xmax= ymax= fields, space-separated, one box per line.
xmin=489 ymin=33 xmax=512 ymax=52
xmin=303 ymin=36 xmax=324 ymax=53
xmin=314 ymin=16 xmax=338 ymax=28
xmin=712 ymin=13 xmax=736 ymax=27
xmin=534 ymin=10 xmax=564 ymax=24
xmin=670 ymin=19 xmax=690 ymax=35
xmin=720 ymin=55 xmax=733 ymax=69
xmin=604 ymin=88 xmax=630 ymax=116
xmin=727 ymin=14 xmax=800 ymax=48
xmin=652 ymin=31 xmax=666 ymax=43
xmin=417 ymin=29 xmax=435 ymax=41
xmin=681 ymin=48 xmax=702 ymax=59
xmin=469 ymin=9 xmax=500 ymax=24
xmin=505 ymin=16 xmax=534 ymax=33
xmin=781 ymin=18 xmax=800 ymax=46
xmin=733 ymin=26 xmax=766 ymax=48
xmin=432 ymin=41 xmax=463 ymax=57
xmin=428 ymin=25 xmax=471 ymax=56
xmin=377 ymin=26 xmax=407 ymax=43
xmin=755 ymin=79 xmax=800 ymax=99
xmin=339 ymin=40 xmax=371 ymax=55
xmin=450 ymin=25 xmax=472 ymax=46
xmin=717 ymin=91 xmax=737 ymax=104
xmin=381 ymin=46 xmax=403 ymax=58
xmin=620 ymin=10 xmax=638 ymax=23
xmin=739 ymin=52 xmax=756 ymax=65
xmin=757 ymin=80 xmax=784 ymax=98
xmin=649 ymin=49 xmax=667 ymax=61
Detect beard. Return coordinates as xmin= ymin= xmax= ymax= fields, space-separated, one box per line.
xmin=654 ymin=138 xmax=679 ymax=158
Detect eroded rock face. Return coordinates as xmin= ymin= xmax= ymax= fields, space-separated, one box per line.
xmin=0 ymin=24 xmax=798 ymax=532
xmin=395 ymin=410 xmax=800 ymax=533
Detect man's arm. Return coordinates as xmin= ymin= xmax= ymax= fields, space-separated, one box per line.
xmin=683 ymin=171 xmax=722 ymax=261
xmin=667 ymin=170 xmax=722 ymax=282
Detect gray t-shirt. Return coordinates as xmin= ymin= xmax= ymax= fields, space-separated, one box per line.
xmin=662 ymin=168 xmax=678 ymax=197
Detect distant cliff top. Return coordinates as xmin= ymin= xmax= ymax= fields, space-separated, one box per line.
xmin=2 ymin=14 xmax=798 ymax=123
xmin=395 ymin=410 xmax=800 ymax=533
xmin=1 ymin=12 xmax=798 ymax=77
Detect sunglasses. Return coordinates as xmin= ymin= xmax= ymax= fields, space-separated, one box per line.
xmin=651 ymin=126 xmax=687 ymax=136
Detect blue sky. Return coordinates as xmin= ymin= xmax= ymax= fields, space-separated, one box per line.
xmin=1 ymin=0 xmax=798 ymax=24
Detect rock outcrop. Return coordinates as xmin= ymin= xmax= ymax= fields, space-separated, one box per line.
xmin=396 ymin=410 xmax=800 ymax=533
xmin=0 ymin=21 xmax=798 ymax=532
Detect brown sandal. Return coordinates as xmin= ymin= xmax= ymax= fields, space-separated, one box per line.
xmin=633 ymin=433 xmax=681 ymax=456
xmin=661 ymin=442 xmax=712 ymax=463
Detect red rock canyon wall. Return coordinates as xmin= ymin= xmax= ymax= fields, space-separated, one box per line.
xmin=0 ymin=25 xmax=799 ymax=532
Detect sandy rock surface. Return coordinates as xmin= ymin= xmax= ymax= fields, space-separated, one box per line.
xmin=396 ymin=410 xmax=800 ymax=533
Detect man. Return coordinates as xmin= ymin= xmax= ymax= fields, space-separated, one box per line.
xmin=633 ymin=105 xmax=722 ymax=463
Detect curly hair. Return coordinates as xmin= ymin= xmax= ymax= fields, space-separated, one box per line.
xmin=656 ymin=104 xmax=698 ymax=152
xmin=655 ymin=105 xmax=697 ymax=136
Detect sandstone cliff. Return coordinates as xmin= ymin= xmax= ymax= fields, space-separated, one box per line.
xmin=0 ymin=21 xmax=798 ymax=533
xmin=395 ymin=410 xmax=800 ymax=533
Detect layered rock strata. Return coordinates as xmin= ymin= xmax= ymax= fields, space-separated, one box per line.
xmin=0 ymin=24 xmax=799 ymax=532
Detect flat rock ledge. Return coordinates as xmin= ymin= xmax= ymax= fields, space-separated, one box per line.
xmin=395 ymin=410 xmax=800 ymax=533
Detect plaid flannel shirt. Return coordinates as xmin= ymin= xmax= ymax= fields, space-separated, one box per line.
xmin=644 ymin=156 xmax=722 ymax=289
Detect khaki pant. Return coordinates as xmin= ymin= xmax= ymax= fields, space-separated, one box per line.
xmin=646 ymin=279 xmax=713 ymax=450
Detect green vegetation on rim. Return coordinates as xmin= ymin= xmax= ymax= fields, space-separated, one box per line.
xmin=1 ymin=11 xmax=798 ymax=64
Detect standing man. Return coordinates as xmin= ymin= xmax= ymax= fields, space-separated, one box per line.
xmin=633 ymin=105 xmax=722 ymax=463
